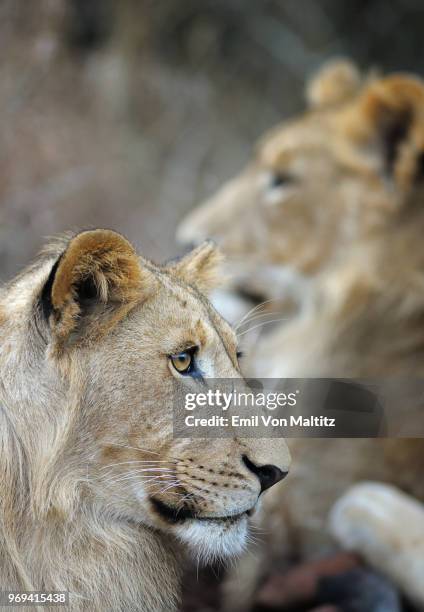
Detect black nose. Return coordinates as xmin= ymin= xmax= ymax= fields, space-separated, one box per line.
xmin=242 ymin=455 xmax=288 ymax=493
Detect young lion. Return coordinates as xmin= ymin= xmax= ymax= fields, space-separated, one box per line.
xmin=177 ymin=60 xmax=424 ymax=608
xmin=219 ymin=72 xmax=424 ymax=609
xmin=0 ymin=229 xmax=290 ymax=611
xmin=177 ymin=60 xmax=424 ymax=310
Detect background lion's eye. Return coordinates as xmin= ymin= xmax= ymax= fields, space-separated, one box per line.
xmin=170 ymin=351 xmax=193 ymax=374
xmin=269 ymin=171 xmax=294 ymax=189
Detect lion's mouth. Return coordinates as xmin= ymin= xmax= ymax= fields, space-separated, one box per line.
xmin=151 ymin=497 xmax=253 ymax=524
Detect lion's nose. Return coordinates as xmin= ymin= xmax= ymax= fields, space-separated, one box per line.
xmin=242 ymin=455 xmax=288 ymax=493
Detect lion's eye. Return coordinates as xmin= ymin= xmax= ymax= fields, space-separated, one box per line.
xmin=269 ymin=171 xmax=294 ymax=189
xmin=170 ymin=350 xmax=194 ymax=374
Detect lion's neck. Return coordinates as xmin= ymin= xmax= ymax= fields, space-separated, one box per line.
xmin=267 ymin=208 xmax=424 ymax=378
xmin=310 ymin=211 xmax=424 ymax=375
xmin=0 ymin=406 xmax=183 ymax=611
xmin=0 ymin=405 xmax=183 ymax=611
xmin=0 ymin=494 xmax=182 ymax=610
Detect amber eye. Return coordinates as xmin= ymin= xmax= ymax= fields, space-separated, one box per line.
xmin=170 ymin=351 xmax=194 ymax=374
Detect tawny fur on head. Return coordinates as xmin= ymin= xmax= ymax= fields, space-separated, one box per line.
xmin=177 ymin=60 xmax=424 ymax=305
xmin=0 ymin=229 xmax=290 ymax=611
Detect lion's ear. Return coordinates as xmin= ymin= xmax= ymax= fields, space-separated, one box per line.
xmin=41 ymin=230 xmax=151 ymax=347
xmin=169 ymin=241 xmax=224 ymax=294
xmin=363 ymin=76 xmax=424 ymax=187
xmin=346 ymin=76 xmax=424 ymax=189
xmin=306 ymin=59 xmax=362 ymax=109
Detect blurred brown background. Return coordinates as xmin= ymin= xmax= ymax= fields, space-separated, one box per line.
xmin=1 ymin=0 xmax=423 ymax=281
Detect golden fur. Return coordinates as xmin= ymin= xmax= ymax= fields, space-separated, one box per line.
xmin=177 ymin=62 xmax=424 ymax=608
xmin=177 ymin=60 xmax=424 ymax=307
xmin=0 ymin=230 xmax=290 ymax=611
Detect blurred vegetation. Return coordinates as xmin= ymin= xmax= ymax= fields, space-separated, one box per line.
xmin=1 ymin=0 xmax=423 ymax=279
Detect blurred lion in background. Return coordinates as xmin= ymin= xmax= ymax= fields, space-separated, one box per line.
xmin=178 ymin=61 xmax=424 ymax=609
xmin=178 ymin=59 xmax=424 ymax=312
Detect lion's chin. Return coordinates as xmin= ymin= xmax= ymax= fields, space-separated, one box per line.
xmin=148 ymin=498 xmax=254 ymax=563
xmin=174 ymin=513 xmax=249 ymax=563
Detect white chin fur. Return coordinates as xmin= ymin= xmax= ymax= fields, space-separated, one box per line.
xmin=175 ymin=515 xmax=249 ymax=564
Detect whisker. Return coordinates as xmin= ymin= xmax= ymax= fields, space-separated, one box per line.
xmin=107 ymin=444 xmax=161 ymax=456
xmin=101 ymin=473 xmax=175 ymax=486
xmin=104 ymin=471 xmax=174 ymax=484
xmin=101 ymin=468 xmax=174 ymax=476
xmin=237 ymin=318 xmax=289 ymax=337
xmin=249 ymin=524 xmax=269 ymax=535
xmin=102 ymin=467 xmax=175 ymax=476
xmin=246 ymin=533 xmax=260 ymax=547
xmin=100 ymin=460 xmax=177 ymax=471
xmin=179 ymin=491 xmax=196 ymax=504
xmin=234 ymin=299 xmax=278 ymax=330
xmin=177 ymin=483 xmax=210 ymax=504
xmin=147 ymin=481 xmax=181 ymax=496
xmin=158 ymin=481 xmax=181 ymax=494
xmin=235 ymin=298 xmax=276 ymax=324
xmin=236 ymin=311 xmax=285 ymax=327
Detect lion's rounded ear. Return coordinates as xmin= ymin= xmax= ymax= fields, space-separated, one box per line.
xmin=41 ymin=230 xmax=151 ymax=347
xmin=344 ymin=75 xmax=424 ymax=189
xmin=169 ymin=241 xmax=225 ymax=295
xmin=306 ymin=59 xmax=362 ymax=109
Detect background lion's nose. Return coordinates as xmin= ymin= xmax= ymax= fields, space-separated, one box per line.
xmin=242 ymin=455 xmax=288 ymax=493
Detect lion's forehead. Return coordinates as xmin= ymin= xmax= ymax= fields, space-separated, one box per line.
xmin=136 ymin=281 xmax=238 ymax=363
xmin=259 ymin=115 xmax=335 ymax=167
xmin=166 ymin=279 xmax=238 ymax=347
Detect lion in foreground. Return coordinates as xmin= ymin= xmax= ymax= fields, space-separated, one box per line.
xmin=0 ymin=229 xmax=290 ymax=611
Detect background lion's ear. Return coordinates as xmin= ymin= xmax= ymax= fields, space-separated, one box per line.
xmin=41 ymin=229 xmax=151 ymax=347
xmin=306 ymin=59 xmax=362 ymax=109
xmin=169 ymin=241 xmax=224 ymax=295
xmin=346 ymin=76 xmax=424 ymax=189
